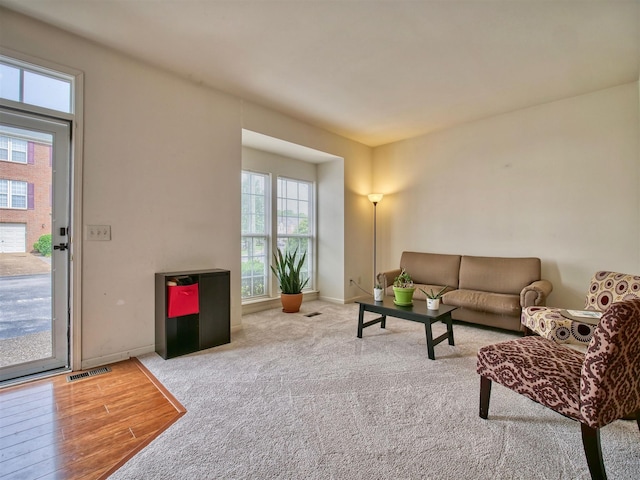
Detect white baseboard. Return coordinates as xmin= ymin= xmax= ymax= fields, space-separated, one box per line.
xmin=318 ymin=295 xmax=348 ymax=304
xmin=339 ymin=294 xmax=369 ymax=304
xmin=80 ymin=344 xmax=155 ymax=370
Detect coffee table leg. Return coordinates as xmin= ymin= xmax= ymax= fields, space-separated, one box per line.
xmin=444 ymin=314 xmax=455 ymax=346
xmin=357 ymin=304 xmax=365 ymax=338
xmin=424 ymin=322 xmax=435 ymax=360
xmin=381 ymin=315 xmax=386 ymax=329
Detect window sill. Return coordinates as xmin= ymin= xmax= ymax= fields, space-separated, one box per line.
xmin=241 ymin=291 xmax=319 ymax=315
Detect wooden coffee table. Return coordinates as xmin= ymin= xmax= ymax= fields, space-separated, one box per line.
xmin=356 ymin=296 xmax=457 ymax=360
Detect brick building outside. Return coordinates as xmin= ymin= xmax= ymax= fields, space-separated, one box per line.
xmin=0 ymin=126 xmax=52 ymax=253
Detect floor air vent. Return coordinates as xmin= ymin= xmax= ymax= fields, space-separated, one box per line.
xmin=67 ymin=366 xmax=112 ymax=383
xmin=304 ymin=312 xmax=322 ymax=317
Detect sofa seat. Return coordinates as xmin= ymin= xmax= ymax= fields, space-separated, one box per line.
xmin=443 ymin=289 xmax=521 ymax=316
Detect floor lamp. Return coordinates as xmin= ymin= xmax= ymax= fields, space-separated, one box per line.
xmin=368 ymin=193 xmax=383 ymax=289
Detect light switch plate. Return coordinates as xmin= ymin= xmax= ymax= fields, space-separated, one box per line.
xmin=86 ymin=225 xmax=111 ymax=241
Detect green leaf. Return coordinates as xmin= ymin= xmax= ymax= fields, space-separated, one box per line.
xmin=270 ymin=247 xmax=309 ymax=294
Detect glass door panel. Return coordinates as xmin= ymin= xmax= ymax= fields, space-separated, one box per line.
xmin=0 ymin=109 xmax=70 ymax=383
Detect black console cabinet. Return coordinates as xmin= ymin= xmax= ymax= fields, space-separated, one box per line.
xmin=155 ymin=269 xmax=230 ymax=359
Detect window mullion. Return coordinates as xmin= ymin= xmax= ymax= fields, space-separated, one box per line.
xmin=19 ymin=68 xmax=24 ymax=103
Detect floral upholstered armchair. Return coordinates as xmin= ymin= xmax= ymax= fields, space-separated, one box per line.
xmin=521 ymin=271 xmax=640 ymax=347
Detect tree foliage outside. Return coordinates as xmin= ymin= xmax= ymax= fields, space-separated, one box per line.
xmin=33 ymin=233 xmax=52 ymax=256
xmin=241 ymin=258 xmax=266 ymax=298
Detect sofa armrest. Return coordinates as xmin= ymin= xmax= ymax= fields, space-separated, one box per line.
xmin=520 ymin=279 xmax=553 ymax=307
xmin=378 ymin=269 xmax=401 ymax=290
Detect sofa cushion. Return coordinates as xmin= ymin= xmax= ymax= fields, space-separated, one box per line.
xmin=400 ymin=252 xmax=461 ymax=288
xmin=443 ymin=289 xmax=521 ymax=316
xmin=412 ymin=284 xmax=452 ymax=301
xmin=452 ymin=308 xmax=522 ymax=332
xmin=459 ymin=255 xmax=540 ymax=295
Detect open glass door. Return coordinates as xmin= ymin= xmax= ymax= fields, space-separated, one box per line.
xmin=0 ymin=109 xmax=71 ymax=383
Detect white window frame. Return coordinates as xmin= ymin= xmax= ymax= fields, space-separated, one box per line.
xmin=241 ymin=170 xmax=316 ymax=304
xmin=276 ymin=176 xmax=314 ymax=291
xmin=0 ymin=135 xmax=28 ymax=163
xmin=0 ymin=179 xmax=28 ymax=209
xmin=241 ymin=171 xmax=270 ymax=300
xmin=0 ymin=56 xmax=74 ymax=114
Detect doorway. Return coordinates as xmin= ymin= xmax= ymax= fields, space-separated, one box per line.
xmin=0 ymin=109 xmax=71 ymax=383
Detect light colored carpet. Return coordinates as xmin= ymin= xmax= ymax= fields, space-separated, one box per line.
xmin=112 ymin=301 xmax=640 ymax=479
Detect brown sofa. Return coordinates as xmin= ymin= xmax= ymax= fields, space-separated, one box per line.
xmin=378 ymin=251 xmax=553 ymax=332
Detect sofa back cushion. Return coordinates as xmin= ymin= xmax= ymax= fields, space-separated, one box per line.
xmin=459 ymin=255 xmax=540 ymax=295
xmin=400 ymin=252 xmax=461 ymax=288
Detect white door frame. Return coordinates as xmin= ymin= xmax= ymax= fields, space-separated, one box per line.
xmin=0 ymin=48 xmax=84 ymax=377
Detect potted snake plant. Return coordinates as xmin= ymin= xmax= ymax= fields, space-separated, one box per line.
xmin=270 ymin=247 xmax=309 ymax=313
xmin=420 ymin=285 xmax=448 ymax=310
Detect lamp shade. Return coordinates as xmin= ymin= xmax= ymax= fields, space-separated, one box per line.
xmin=368 ymin=193 xmax=383 ymax=204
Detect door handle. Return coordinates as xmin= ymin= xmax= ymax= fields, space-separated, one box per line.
xmin=54 ymin=243 xmax=68 ymax=251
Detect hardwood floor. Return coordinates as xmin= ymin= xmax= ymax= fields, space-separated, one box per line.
xmin=0 ymin=358 xmax=185 ymax=479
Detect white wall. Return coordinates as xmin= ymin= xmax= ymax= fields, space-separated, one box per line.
xmin=1 ymin=8 xmax=373 ymax=368
xmin=373 ymin=83 xmax=640 ymax=308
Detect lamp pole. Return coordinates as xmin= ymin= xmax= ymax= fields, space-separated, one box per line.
xmin=367 ymin=194 xmax=383 ymax=289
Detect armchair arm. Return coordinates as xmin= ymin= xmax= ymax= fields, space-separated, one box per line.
xmin=520 ymin=279 xmax=553 ymax=307
xmin=378 ymin=269 xmax=401 ymax=290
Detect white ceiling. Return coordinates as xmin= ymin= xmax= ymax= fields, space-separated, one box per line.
xmin=1 ymin=0 xmax=639 ymax=147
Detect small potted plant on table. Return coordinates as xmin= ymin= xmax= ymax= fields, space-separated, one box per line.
xmin=392 ymin=269 xmax=415 ymax=306
xmin=373 ymin=279 xmax=384 ymax=302
xmin=270 ymin=247 xmax=309 ymax=313
xmin=420 ymin=286 xmax=448 ymax=310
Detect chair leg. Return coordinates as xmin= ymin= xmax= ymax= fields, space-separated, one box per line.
xmin=581 ymin=423 xmax=606 ymax=480
xmin=479 ymin=376 xmax=492 ymax=419
xmin=636 ymin=410 xmax=640 ymax=432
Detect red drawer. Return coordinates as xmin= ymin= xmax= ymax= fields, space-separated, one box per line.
xmin=167 ymin=284 xmax=199 ymax=317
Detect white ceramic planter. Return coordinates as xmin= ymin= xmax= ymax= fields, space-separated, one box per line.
xmin=427 ymin=298 xmax=440 ymax=310
xmin=374 ymin=288 xmax=384 ymax=301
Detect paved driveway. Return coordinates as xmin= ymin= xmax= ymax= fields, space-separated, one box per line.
xmin=0 ymin=253 xmax=51 ymax=276
xmin=0 ymin=254 xmax=52 ymax=340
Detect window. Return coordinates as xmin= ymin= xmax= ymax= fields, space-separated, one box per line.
xmin=0 ymin=179 xmax=28 ymax=209
xmin=241 ymin=171 xmax=315 ymax=301
xmin=241 ymin=171 xmax=269 ymax=299
xmin=277 ymin=177 xmax=312 ymax=286
xmin=0 ymin=135 xmax=28 ymax=163
xmin=0 ymin=58 xmax=73 ymax=113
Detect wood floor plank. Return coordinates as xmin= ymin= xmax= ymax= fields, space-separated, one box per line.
xmin=0 ymin=393 xmax=57 ymax=419
xmin=0 ymin=427 xmax=63 ymax=462
xmin=0 ymin=358 xmax=185 ymax=480
xmin=0 ymin=383 xmax=54 ymax=405
xmin=0 ymin=409 xmax=59 ymax=438
xmin=0 ymin=421 xmax=59 ymax=451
